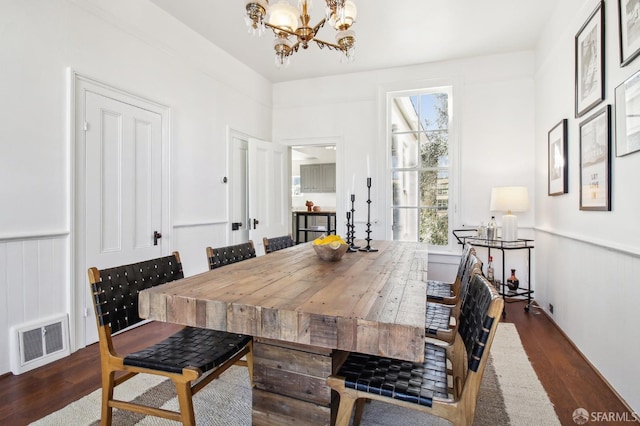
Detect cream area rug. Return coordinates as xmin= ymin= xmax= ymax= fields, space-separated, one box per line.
xmin=31 ymin=323 xmax=559 ymax=425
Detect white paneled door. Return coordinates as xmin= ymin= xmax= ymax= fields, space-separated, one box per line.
xmin=248 ymin=138 xmax=289 ymax=256
xmin=82 ymin=90 xmax=164 ymax=345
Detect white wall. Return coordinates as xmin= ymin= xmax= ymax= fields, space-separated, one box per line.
xmin=0 ymin=0 xmax=271 ymax=374
xmin=535 ymin=0 xmax=640 ymax=412
xmin=273 ymin=52 xmax=536 ymax=277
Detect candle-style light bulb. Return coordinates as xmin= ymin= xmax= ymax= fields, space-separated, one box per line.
xmin=366 ymin=155 xmax=370 ymax=177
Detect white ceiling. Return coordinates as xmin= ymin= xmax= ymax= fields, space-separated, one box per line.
xmin=149 ymin=0 xmax=559 ymax=83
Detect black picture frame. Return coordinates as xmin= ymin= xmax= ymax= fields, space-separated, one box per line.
xmin=615 ymin=69 xmax=640 ymax=156
xmin=579 ymin=105 xmax=611 ymax=211
xmin=548 ymin=119 xmax=568 ymax=196
xmin=575 ymin=1 xmax=605 ymax=118
xmin=618 ymin=0 xmax=640 ymax=66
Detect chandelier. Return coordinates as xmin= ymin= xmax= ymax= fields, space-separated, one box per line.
xmin=244 ymin=0 xmax=357 ymax=67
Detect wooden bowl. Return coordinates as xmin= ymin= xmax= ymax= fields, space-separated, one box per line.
xmin=312 ymin=242 xmax=349 ymax=261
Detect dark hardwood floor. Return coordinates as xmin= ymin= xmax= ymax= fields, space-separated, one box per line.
xmin=0 ymin=303 xmax=634 ymax=425
xmin=502 ymin=303 xmax=635 ymax=425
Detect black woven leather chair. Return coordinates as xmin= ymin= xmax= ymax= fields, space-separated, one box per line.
xmin=427 ymin=244 xmax=476 ymax=304
xmin=263 ymin=234 xmax=294 ymax=253
xmin=88 ymin=252 xmax=253 ymax=426
xmin=425 ymin=252 xmax=482 ymax=344
xmin=328 ymin=273 xmax=503 ymax=426
xmin=206 ymin=241 xmax=256 ymax=270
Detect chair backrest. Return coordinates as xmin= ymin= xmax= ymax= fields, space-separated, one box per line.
xmin=443 ymin=273 xmax=502 ymax=423
xmin=458 ymin=273 xmax=503 ymax=373
xmin=88 ymin=252 xmax=184 ymax=334
xmin=263 ymin=234 xmax=294 ymax=254
xmin=207 ymin=241 xmax=256 ymax=270
xmin=456 ymin=244 xmax=476 ymax=280
xmin=458 ymin=252 xmax=482 ymax=305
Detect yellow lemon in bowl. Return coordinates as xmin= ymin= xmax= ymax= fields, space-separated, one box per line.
xmin=311 ymin=234 xmax=349 ymax=261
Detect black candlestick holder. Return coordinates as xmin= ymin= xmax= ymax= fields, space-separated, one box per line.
xmin=347 ymin=194 xmax=360 ymax=252
xmin=359 ymin=178 xmax=378 ymax=252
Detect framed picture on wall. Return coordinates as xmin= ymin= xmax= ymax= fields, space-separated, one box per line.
xmin=548 ymin=119 xmax=568 ymax=195
xmin=575 ymin=1 xmax=605 ymax=118
xmin=579 ymin=105 xmax=611 ymax=211
xmin=618 ymin=0 xmax=640 ymax=66
xmin=615 ymin=69 xmax=640 ymax=156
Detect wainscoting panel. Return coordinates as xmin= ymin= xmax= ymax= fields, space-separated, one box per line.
xmin=535 ymin=230 xmax=640 ymax=413
xmin=0 ymin=234 xmax=68 ymax=375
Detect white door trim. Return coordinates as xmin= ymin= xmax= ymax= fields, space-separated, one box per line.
xmin=68 ymin=69 xmax=172 ymax=351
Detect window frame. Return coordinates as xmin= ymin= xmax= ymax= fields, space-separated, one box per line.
xmin=382 ymin=83 xmax=460 ymax=252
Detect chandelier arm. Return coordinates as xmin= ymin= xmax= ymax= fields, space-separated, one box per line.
xmin=264 ymin=22 xmax=298 ymax=38
xmin=312 ymin=18 xmax=327 ymax=36
xmin=313 ymin=38 xmax=345 ymax=51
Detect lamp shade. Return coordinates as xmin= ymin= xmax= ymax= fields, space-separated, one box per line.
xmin=489 ymin=186 xmax=529 ymax=214
xmin=269 ymin=1 xmax=300 ymax=32
xmin=489 ymin=186 xmax=529 ymax=242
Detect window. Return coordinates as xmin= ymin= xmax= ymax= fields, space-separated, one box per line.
xmin=389 ymin=87 xmax=452 ymax=246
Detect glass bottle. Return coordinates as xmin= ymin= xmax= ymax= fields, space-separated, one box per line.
xmin=487 ymin=216 xmax=497 ymax=240
xmin=477 ymin=222 xmax=487 ymax=239
xmin=507 ymin=269 xmax=520 ymax=291
xmin=487 ymin=256 xmax=494 ymax=285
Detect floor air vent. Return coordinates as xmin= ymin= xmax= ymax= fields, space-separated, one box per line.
xmin=10 ymin=314 xmax=70 ymax=374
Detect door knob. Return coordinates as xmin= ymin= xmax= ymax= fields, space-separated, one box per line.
xmin=232 ymin=222 xmax=243 ymax=231
xmin=153 ymin=230 xmax=162 ymax=246
xmin=253 ymin=218 xmax=259 ymax=229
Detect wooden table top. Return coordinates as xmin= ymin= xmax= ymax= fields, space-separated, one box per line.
xmin=139 ymin=240 xmax=428 ymax=361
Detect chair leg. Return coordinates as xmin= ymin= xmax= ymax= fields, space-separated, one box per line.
xmin=174 ymin=380 xmax=196 ymax=426
xmin=353 ymin=398 xmax=367 ymax=426
xmin=246 ymin=341 xmax=254 ymax=388
xmin=100 ymin=371 xmax=115 ymax=426
xmin=458 ymin=408 xmax=473 ymax=426
xmin=334 ymin=392 xmax=358 ymax=426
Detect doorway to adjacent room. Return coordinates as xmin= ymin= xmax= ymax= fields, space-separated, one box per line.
xmin=291 ymin=144 xmax=337 ymax=243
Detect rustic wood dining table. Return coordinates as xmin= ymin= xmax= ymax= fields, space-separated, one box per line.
xmin=139 ymin=240 xmax=428 ymax=425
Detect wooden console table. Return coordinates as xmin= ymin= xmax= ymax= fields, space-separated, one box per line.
xmin=139 ymin=240 xmax=427 ymax=425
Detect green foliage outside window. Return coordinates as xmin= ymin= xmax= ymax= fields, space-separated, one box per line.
xmin=420 ymin=93 xmax=449 ymax=245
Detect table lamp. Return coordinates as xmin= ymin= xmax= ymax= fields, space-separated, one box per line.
xmin=489 ymin=186 xmax=529 ymax=241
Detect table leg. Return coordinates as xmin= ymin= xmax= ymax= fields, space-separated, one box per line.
xmin=251 ymin=339 xmax=343 ymax=426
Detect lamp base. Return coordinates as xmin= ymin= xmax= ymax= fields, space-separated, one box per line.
xmin=502 ymin=214 xmax=518 ymax=241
